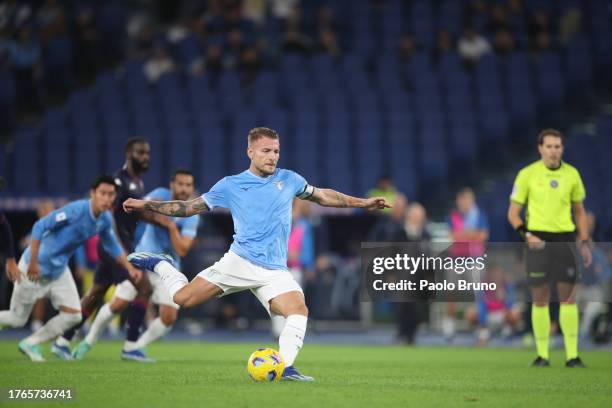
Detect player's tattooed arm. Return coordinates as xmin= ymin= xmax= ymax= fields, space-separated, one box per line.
xmin=305 ymin=187 xmax=392 ymax=211
xmin=123 ymin=197 xmax=209 ymax=217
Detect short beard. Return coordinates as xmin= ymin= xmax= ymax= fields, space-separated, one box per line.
xmin=131 ymin=159 xmax=149 ymax=174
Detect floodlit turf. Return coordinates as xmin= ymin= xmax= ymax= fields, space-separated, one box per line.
xmin=1 ymin=341 xmax=611 ymax=407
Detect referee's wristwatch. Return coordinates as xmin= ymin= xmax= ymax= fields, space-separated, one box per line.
xmin=525 ymin=232 xmax=533 ymax=239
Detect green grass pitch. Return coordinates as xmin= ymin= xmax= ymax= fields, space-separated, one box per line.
xmin=1 ymin=341 xmax=611 ymax=407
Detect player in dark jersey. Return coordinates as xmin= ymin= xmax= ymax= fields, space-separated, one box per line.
xmin=53 ymin=138 xmax=168 ymax=360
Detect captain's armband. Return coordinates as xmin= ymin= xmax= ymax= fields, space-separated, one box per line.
xmin=297 ymin=184 xmax=315 ymax=199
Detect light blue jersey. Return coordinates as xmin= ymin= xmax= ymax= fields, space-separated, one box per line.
xmin=135 ymin=187 xmax=199 ymax=268
xmin=23 ymin=199 xmax=123 ymax=280
xmin=202 ymin=168 xmax=308 ymax=270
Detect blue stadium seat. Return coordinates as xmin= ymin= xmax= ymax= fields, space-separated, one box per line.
xmin=74 ymin=129 xmax=101 ymax=193
xmin=42 ymin=129 xmax=71 ymax=193
xmin=564 ymin=35 xmax=593 ymax=87
xmin=535 ymin=51 xmax=566 ymax=107
xmin=10 ymin=127 xmax=41 ymax=194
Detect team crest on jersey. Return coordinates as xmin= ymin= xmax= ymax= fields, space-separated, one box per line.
xmin=273 ymin=181 xmax=284 ymax=190
xmin=129 ymin=182 xmax=137 ymax=190
xmin=550 ymin=180 xmax=558 ymax=188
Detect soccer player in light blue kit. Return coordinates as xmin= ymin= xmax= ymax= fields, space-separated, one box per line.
xmin=124 ymin=127 xmax=391 ymax=381
xmin=0 ymin=175 xmax=142 ymax=361
xmin=72 ymin=170 xmax=199 ymax=360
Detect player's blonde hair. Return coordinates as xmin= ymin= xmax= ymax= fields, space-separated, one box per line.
xmin=247 ymin=127 xmax=279 ymax=146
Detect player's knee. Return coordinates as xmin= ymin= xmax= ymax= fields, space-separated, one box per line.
xmin=288 ymin=303 xmax=308 ymax=317
xmin=110 ymin=298 xmax=129 ymax=313
xmin=160 ymin=310 xmax=177 ymax=326
xmin=61 ymin=311 xmax=82 ymax=326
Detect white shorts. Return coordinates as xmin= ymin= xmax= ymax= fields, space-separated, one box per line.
xmin=11 ymin=257 xmax=81 ymax=315
xmin=115 ymin=273 xmax=179 ymax=310
xmin=197 ymin=251 xmax=303 ymax=316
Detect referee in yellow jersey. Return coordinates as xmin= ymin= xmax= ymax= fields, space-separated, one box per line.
xmin=507 ymin=129 xmax=592 ymax=367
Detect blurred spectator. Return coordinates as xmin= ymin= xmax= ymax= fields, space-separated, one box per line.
xmin=224 ymin=28 xmax=245 ymax=69
xmin=466 ymin=265 xmax=522 ymax=346
xmin=282 ymin=27 xmax=311 ymax=54
xmin=9 ymin=24 xmax=41 ymax=115
xmin=506 ymin=0 xmax=525 ymax=28
xmin=448 ymin=187 xmax=489 ymax=256
xmin=559 ymin=6 xmax=582 ymax=44
xmin=239 ymin=46 xmax=261 ymax=84
xmin=458 ymin=26 xmax=491 ymax=64
xmin=242 ymin=0 xmax=267 ymax=26
xmin=144 ymin=44 xmax=176 ymax=82
xmin=316 ymin=6 xmax=337 ymax=33
xmin=445 ymin=187 xmax=489 ymax=340
xmin=0 ymin=1 xmax=31 ymax=31
xmin=533 ymin=31 xmax=552 ymax=54
xmin=127 ymin=14 xmax=155 ymax=59
xmin=401 ymin=202 xmax=431 ymax=344
xmin=367 ymin=175 xmax=400 ymax=215
xmin=404 ymin=203 xmax=430 ymax=243
xmin=398 ymin=34 xmax=417 ymax=62
xmin=72 ymin=6 xmax=100 ymax=84
xmin=528 ymin=8 xmax=554 ymax=40
xmin=487 ymin=4 xmax=512 ymax=33
xmin=204 ymin=44 xmax=223 ymax=76
xmin=368 ymin=194 xmax=408 ymax=242
xmin=316 ymin=28 xmax=341 ymax=58
xmin=467 ymin=0 xmax=488 ymax=31
xmin=493 ymin=28 xmax=516 ymax=56
xmin=576 ymin=212 xmax=611 ymax=341
xmin=37 ymin=0 xmax=66 ymax=43
xmin=433 ymin=30 xmax=454 ymax=63
xmin=270 ymin=0 xmax=299 ymax=21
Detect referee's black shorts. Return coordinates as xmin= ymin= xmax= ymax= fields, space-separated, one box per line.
xmin=525 ymin=231 xmax=579 ymax=286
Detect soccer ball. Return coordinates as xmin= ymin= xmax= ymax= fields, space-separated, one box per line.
xmin=246 ymin=348 xmax=285 ymax=382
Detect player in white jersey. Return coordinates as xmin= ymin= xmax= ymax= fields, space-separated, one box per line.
xmin=123 ymin=127 xmax=391 ymax=381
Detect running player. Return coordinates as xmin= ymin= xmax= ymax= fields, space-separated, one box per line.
xmin=508 ymin=129 xmax=592 ymax=367
xmin=124 ymin=127 xmax=391 ymax=381
xmin=72 ymin=169 xmax=199 ymax=361
xmin=0 ymin=175 xmax=142 ymax=361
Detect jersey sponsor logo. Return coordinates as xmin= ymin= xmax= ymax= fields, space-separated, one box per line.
xmin=273 ymin=181 xmax=284 ymax=191
xmin=55 ymin=212 xmax=67 ymax=222
xmin=550 ymin=180 xmax=559 ymax=188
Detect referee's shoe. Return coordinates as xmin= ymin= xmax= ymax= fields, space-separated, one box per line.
xmin=566 ymin=357 xmax=586 ymax=368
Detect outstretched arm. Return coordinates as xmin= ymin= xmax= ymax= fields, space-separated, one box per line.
xmin=123 ymin=196 xmax=210 ymax=217
xmin=305 ymin=187 xmax=391 ymax=210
